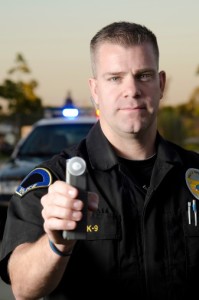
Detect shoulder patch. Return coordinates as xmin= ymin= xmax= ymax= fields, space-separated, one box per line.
xmin=16 ymin=168 xmax=52 ymax=197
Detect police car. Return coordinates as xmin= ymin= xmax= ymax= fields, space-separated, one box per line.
xmin=0 ymin=107 xmax=97 ymax=208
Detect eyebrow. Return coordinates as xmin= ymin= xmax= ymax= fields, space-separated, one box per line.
xmin=135 ymin=68 xmax=156 ymax=74
xmin=103 ymin=68 xmax=156 ymax=78
xmin=103 ymin=71 xmax=126 ymax=78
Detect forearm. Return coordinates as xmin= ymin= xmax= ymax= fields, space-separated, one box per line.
xmin=8 ymin=234 xmax=73 ymax=299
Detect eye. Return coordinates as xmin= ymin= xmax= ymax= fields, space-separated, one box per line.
xmin=109 ymin=76 xmax=120 ymax=82
xmin=138 ymin=72 xmax=153 ymax=82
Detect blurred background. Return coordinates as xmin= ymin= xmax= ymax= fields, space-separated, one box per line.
xmin=1 ymin=0 xmax=199 ymax=151
xmin=1 ymin=0 xmax=199 ymax=298
xmin=0 ymin=0 xmax=199 ymax=155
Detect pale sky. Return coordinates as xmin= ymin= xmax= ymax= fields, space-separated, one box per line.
xmin=1 ymin=0 xmax=199 ymax=108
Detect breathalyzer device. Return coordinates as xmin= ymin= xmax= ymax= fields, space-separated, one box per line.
xmin=62 ymin=156 xmax=87 ymax=240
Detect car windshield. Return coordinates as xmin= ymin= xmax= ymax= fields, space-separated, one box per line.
xmin=17 ymin=123 xmax=94 ymax=160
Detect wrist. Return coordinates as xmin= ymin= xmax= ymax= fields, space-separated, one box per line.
xmin=49 ymin=240 xmax=73 ymax=257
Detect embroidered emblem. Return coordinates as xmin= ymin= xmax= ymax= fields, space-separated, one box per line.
xmin=16 ymin=168 xmax=52 ymax=197
xmin=185 ymin=168 xmax=199 ymax=200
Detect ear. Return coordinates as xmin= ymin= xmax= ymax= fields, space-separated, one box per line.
xmin=159 ymin=71 xmax=166 ymax=99
xmin=88 ymin=77 xmax=99 ymax=106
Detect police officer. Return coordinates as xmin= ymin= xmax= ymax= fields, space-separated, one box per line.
xmin=1 ymin=21 xmax=199 ymax=300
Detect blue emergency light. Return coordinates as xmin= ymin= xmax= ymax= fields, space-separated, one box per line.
xmin=62 ymin=108 xmax=79 ymax=118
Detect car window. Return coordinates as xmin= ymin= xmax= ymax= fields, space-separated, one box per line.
xmin=18 ymin=123 xmax=94 ymax=159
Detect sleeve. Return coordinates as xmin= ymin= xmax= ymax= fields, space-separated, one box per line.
xmin=0 ymin=167 xmax=54 ymax=283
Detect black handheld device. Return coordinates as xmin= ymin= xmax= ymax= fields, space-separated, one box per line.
xmin=62 ymin=156 xmax=87 ymax=240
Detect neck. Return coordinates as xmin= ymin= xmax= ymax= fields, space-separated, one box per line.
xmin=114 ymin=138 xmax=156 ymax=160
xmin=101 ymin=124 xmax=157 ymax=160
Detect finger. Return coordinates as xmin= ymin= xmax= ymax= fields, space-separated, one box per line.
xmin=43 ymin=217 xmax=77 ymax=233
xmin=48 ymin=180 xmax=78 ymax=198
xmin=41 ymin=193 xmax=84 ymax=211
xmin=42 ymin=205 xmax=83 ymax=221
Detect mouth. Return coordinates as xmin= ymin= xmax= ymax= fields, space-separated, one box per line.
xmin=119 ymin=105 xmax=146 ymax=111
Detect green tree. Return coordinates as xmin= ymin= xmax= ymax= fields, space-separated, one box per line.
xmin=0 ymin=53 xmax=43 ymax=140
xmin=158 ymin=106 xmax=187 ymax=146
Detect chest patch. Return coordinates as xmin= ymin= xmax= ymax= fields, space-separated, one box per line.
xmin=185 ymin=168 xmax=199 ymax=200
xmin=16 ymin=168 xmax=52 ymax=197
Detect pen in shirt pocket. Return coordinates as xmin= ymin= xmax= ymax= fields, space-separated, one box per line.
xmin=188 ymin=202 xmax=191 ymax=225
xmin=188 ymin=200 xmax=198 ymax=226
xmin=192 ymin=199 xmax=197 ymax=226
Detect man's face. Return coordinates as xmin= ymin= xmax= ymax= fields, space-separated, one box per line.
xmin=89 ymin=42 xmax=166 ymax=139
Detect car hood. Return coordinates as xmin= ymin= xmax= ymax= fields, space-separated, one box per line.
xmin=0 ymin=158 xmax=42 ymax=180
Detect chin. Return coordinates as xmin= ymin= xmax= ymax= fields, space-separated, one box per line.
xmin=126 ymin=125 xmax=141 ymax=134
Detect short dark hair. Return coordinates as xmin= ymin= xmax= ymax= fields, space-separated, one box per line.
xmin=90 ymin=21 xmax=159 ymax=76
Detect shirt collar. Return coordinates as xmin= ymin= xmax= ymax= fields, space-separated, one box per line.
xmin=156 ymin=133 xmax=183 ymax=166
xmin=86 ymin=123 xmax=183 ymax=170
xmin=86 ymin=121 xmax=118 ymax=170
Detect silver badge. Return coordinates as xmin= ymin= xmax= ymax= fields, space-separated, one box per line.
xmin=185 ymin=168 xmax=199 ymax=200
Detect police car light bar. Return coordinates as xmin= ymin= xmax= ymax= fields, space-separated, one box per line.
xmin=44 ymin=106 xmax=98 ymax=119
xmin=62 ymin=108 xmax=79 ymax=118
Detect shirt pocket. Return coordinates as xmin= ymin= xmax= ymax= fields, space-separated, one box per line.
xmin=183 ymin=210 xmax=199 ymax=267
xmin=86 ymin=212 xmax=121 ymax=240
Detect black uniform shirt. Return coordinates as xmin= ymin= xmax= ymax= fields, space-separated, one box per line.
xmin=1 ymin=121 xmax=199 ymax=300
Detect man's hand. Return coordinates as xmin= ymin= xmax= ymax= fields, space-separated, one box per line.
xmin=41 ymin=180 xmax=99 ymax=247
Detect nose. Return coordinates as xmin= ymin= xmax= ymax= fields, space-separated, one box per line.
xmin=123 ymin=76 xmax=141 ymax=98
